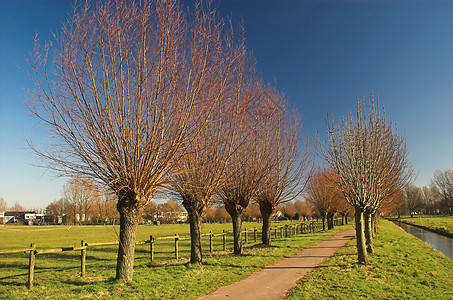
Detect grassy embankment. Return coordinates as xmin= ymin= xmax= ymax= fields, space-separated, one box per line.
xmin=397 ymin=215 xmax=453 ymax=237
xmin=286 ymin=219 xmax=453 ymax=300
xmin=0 ymin=221 xmax=350 ymax=299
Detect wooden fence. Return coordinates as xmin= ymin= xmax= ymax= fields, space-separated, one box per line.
xmin=0 ymin=221 xmax=327 ymax=289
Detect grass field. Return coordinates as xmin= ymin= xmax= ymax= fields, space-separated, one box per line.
xmin=397 ymin=215 xmax=453 ymax=235
xmin=286 ymin=219 xmax=453 ymax=300
xmin=0 ymin=221 xmax=348 ymax=299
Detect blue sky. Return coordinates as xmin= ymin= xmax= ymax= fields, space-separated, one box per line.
xmin=0 ymin=0 xmax=452 ymax=209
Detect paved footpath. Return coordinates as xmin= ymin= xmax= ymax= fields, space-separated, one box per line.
xmin=198 ymin=227 xmax=356 ymax=300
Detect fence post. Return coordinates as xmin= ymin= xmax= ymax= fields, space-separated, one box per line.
xmin=28 ymin=243 xmax=35 ymax=289
xmin=209 ymin=231 xmax=213 ymax=253
xmin=274 ymin=227 xmax=277 ymax=239
xmin=254 ymin=227 xmax=257 ymax=242
xmin=244 ymin=228 xmax=248 ymax=244
xmin=81 ymin=240 xmax=86 ymax=277
xmin=222 ymin=230 xmax=226 ymax=251
xmin=300 ymin=223 xmax=303 ymax=234
xmin=150 ymin=235 xmax=154 ymax=263
xmin=285 ymin=225 xmax=288 ymax=238
xmin=175 ymin=234 xmax=179 ymax=260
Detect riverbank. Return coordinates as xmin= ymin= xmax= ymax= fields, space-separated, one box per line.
xmin=391 ymin=216 xmax=453 ymax=238
xmin=286 ymin=220 xmax=453 ymax=299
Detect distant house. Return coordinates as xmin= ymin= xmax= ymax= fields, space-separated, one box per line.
xmin=2 ymin=211 xmax=37 ymax=225
xmin=155 ymin=211 xmax=188 ymax=223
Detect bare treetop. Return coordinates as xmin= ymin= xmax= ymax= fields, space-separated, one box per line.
xmin=28 ymin=0 xmax=229 ymax=199
xmin=322 ymin=96 xmax=413 ymax=211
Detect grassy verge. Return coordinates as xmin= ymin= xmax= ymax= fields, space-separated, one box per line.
xmin=0 ymin=222 xmax=350 ymax=299
xmin=286 ymin=219 xmax=453 ymax=300
xmin=396 ymin=215 xmax=453 ymax=237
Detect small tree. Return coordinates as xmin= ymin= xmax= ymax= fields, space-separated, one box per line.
xmin=62 ymin=178 xmax=96 ymax=224
xmin=9 ymin=202 xmax=25 ymax=212
xmin=306 ymin=169 xmax=340 ymax=231
xmin=431 ymin=170 xmax=453 ymax=214
xmin=46 ymin=200 xmax=63 ymax=224
xmin=0 ymin=197 xmax=7 ymax=212
xmin=404 ymin=186 xmax=425 ymax=217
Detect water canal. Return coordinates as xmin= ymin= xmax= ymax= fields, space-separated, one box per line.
xmin=394 ymin=221 xmax=453 ymax=260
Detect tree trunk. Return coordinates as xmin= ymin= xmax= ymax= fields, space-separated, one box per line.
xmin=354 ymin=206 xmax=368 ymax=264
xmin=115 ymin=192 xmax=143 ymax=281
xmin=327 ymin=212 xmax=334 ymax=229
xmin=364 ymin=211 xmax=374 ymax=255
xmin=225 ymin=204 xmax=244 ymax=255
xmin=259 ymin=202 xmax=274 ymax=246
xmin=321 ymin=212 xmax=326 ymax=231
xmin=185 ymin=205 xmax=203 ymax=264
xmin=371 ymin=212 xmax=377 ymax=235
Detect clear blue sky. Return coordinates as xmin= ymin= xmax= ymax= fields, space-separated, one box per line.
xmin=1 ymin=0 xmax=452 ymax=209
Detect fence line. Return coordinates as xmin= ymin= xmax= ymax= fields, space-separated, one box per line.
xmin=0 ymin=220 xmax=334 ymax=289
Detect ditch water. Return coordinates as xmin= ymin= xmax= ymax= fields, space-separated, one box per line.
xmin=394 ymin=221 xmax=453 ymax=260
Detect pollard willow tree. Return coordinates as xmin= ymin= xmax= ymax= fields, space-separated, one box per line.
xmin=321 ymin=96 xmax=412 ymax=264
xmin=217 ymin=82 xmax=269 ymax=254
xmin=169 ymin=23 xmax=255 ymax=263
xmin=27 ymin=0 xmax=231 ymax=280
xmin=255 ymin=88 xmax=311 ymax=245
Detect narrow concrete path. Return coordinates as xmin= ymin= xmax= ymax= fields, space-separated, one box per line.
xmin=198 ymin=228 xmax=356 ymax=300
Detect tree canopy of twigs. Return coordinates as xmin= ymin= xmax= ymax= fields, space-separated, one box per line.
xmin=168 ymin=21 xmax=255 ymax=263
xmin=255 ymin=87 xmax=312 ymax=245
xmin=27 ymin=0 xmax=237 ymax=281
xmin=431 ymin=170 xmax=453 ymax=214
xmin=320 ymin=95 xmax=413 ymax=264
xmin=216 ymin=82 xmax=270 ymax=254
xmin=306 ymin=168 xmax=344 ymax=231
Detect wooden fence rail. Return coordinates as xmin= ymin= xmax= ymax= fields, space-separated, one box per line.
xmin=0 ymin=220 xmax=330 ymax=289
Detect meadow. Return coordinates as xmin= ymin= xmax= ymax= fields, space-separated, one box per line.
xmin=286 ymin=219 xmax=453 ymax=300
xmin=397 ymin=215 xmax=453 ymax=236
xmin=0 ymin=221 xmax=347 ymax=299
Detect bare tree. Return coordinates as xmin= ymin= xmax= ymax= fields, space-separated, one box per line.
xmin=9 ymin=202 xmax=25 ymax=212
xmin=431 ymin=170 xmax=453 ymax=214
xmin=0 ymin=197 xmax=7 ymax=212
xmin=404 ymin=186 xmax=425 ymax=217
xmin=62 ymin=177 xmax=96 ymax=224
xmin=27 ymin=0 xmax=229 ymax=280
xmin=217 ymin=83 xmax=269 ymax=254
xmin=46 ymin=200 xmax=64 ymax=224
xmin=255 ymin=88 xmax=312 ymax=245
xmin=321 ymin=95 xmax=412 ymax=264
xmin=169 ymin=24 xmax=255 ymax=263
xmin=306 ymin=169 xmax=340 ymax=231
xmin=294 ymin=200 xmax=312 ymax=221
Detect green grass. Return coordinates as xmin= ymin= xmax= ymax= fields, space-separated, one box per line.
xmin=0 ymin=221 xmax=349 ymax=299
xmin=397 ymin=215 xmax=453 ymax=235
xmin=286 ymin=219 xmax=453 ymax=300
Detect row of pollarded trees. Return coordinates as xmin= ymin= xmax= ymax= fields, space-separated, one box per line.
xmin=27 ymin=0 xmax=310 ymax=281
xmin=27 ymin=0 xmax=413 ymax=279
